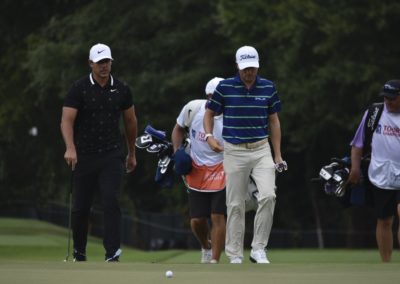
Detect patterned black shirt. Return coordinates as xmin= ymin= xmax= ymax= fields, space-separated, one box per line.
xmin=63 ymin=73 xmax=133 ymax=155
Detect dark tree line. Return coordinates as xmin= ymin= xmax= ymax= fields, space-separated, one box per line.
xmin=1 ymin=0 xmax=399 ymax=241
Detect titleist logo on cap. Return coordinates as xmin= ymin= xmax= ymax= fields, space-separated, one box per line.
xmin=239 ymin=54 xmax=257 ymax=60
xmin=236 ymin=46 xmax=259 ymax=70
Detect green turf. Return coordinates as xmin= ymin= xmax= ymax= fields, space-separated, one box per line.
xmin=0 ymin=217 xmax=399 ymax=284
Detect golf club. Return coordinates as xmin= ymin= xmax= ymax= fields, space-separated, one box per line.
xmin=64 ymin=170 xmax=74 ymax=262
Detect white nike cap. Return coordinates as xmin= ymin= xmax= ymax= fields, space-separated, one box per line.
xmin=205 ymin=77 xmax=224 ymax=95
xmin=89 ymin=43 xmax=113 ymax=63
xmin=235 ymin=46 xmax=259 ymax=70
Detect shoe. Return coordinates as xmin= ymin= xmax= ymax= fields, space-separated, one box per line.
xmin=105 ymin=248 xmax=122 ymax=262
xmin=201 ymin=248 xmax=212 ymax=263
xmin=230 ymin=257 xmax=242 ymax=264
xmin=249 ymin=249 xmax=270 ymax=264
xmin=210 ymin=259 xmax=218 ymax=264
xmin=73 ymin=250 xmax=87 ymax=262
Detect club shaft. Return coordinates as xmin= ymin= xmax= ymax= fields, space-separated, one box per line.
xmin=65 ymin=171 xmax=74 ymax=261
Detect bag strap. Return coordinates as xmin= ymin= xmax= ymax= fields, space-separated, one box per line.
xmin=182 ymin=99 xmax=206 ymax=129
xmin=363 ymin=102 xmax=384 ymax=158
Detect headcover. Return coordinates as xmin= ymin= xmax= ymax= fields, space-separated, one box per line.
xmin=155 ymin=158 xmax=174 ymax=188
xmin=173 ymin=146 xmax=192 ymax=175
xmin=135 ymin=134 xmax=153 ymax=149
xmin=144 ymin=125 xmax=168 ymax=143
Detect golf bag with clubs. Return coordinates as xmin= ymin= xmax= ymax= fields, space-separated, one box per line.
xmin=312 ymin=103 xmax=384 ymax=207
xmin=135 ymin=124 xmax=175 ymax=188
xmin=313 ymin=156 xmax=372 ymax=207
xmin=316 ymin=157 xmax=351 ymax=198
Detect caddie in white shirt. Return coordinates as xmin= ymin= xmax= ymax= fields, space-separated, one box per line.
xmin=171 ymin=77 xmax=226 ymax=264
xmin=348 ymin=79 xmax=400 ymax=262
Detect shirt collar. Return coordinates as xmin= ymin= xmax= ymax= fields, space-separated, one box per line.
xmin=89 ymin=73 xmax=114 ymax=87
xmin=234 ymin=73 xmax=261 ymax=87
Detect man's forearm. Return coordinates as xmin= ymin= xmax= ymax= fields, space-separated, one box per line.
xmin=60 ymin=111 xmax=76 ymax=150
xmin=351 ymin=146 xmax=363 ymax=171
xmin=171 ymin=124 xmax=185 ymax=152
xmin=203 ymin=109 xmax=215 ymax=134
xmin=124 ymin=110 xmax=137 ymax=156
xmin=269 ymin=117 xmax=282 ymax=159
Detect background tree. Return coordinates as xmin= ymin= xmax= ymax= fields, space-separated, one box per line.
xmin=1 ymin=0 xmax=399 ymax=247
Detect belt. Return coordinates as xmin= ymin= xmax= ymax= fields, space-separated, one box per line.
xmin=235 ymin=138 xmax=268 ymax=149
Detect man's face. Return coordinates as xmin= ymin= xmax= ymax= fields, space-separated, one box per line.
xmin=384 ymin=95 xmax=400 ymax=113
xmin=89 ymin=59 xmax=112 ymax=78
xmin=238 ymin=67 xmax=258 ymax=85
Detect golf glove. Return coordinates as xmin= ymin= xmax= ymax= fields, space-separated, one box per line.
xmin=275 ymin=161 xmax=288 ymax=172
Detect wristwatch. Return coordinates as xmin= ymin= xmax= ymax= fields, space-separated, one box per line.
xmin=205 ymin=133 xmax=213 ymax=141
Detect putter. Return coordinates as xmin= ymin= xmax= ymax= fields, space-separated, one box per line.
xmin=64 ymin=170 xmax=74 ymax=262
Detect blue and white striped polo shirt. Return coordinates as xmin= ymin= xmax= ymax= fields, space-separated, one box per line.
xmin=207 ymin=74 xmax=281 ymax=144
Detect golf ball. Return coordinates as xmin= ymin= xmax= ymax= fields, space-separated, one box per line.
xmin=165 ymin=270 xmax=173 ymax=278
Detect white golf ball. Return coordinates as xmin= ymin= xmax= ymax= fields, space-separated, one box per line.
xmin=165 ymin=270 xmax=173 ymax=278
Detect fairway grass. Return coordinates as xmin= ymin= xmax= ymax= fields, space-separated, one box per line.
xmin=0 ymin=217 xmax=399 ymax=284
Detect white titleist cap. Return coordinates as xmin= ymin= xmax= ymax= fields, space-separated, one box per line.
xmin=89 ymin=43 xmax=113 ymax=63
xmin=235 ymin=46 xmax=259 ymax=70
xmin=205 ymin=77 xmax=224 ymax=95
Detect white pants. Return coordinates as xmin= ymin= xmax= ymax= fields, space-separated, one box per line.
xmin=223 ymin=141 xmax=276 ymax=259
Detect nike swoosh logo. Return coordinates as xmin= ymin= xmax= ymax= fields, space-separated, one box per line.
xmin=97 ymin=50 xmax=105 ymax=54
xmin=110 ymin=89 xmax=117 ymax=93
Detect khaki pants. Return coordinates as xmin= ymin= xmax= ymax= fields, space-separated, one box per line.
xmin=223 ymin=140 xmax=276 ymax=260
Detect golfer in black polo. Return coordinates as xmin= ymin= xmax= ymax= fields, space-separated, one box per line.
xmin=61 ymin=43 xmax=138 ymax=262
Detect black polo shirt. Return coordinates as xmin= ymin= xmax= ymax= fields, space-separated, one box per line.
xmin=64 ymin=73 xmax=133 ymax=155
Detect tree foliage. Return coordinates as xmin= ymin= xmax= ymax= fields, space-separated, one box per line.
xmin=1 ymin=0 xmax=399 ymax=236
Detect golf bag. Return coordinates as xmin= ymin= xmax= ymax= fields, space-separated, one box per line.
xmin=313 ymin=102 xmax=383 ymax=206
xmin=135 ymin=125 xmax=174 ymax=188
xmin=313 ymin=156 xmax=373 ymax=207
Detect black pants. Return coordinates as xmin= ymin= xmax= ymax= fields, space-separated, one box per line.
xmin=72 ymin=150 xmax=124 ymax=257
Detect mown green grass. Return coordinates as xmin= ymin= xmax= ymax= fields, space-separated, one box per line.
xmin=0 ymin=217 xmax=399 ymax=284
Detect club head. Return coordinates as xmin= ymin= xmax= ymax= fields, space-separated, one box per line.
xmin=147 ymin=143 xmax=165 ymax=153
xmin=318 ymin=159 xmax=350 ymax=197
xmin=135 ymin=134 xmax=153 ymax=149
xmin=158 ymin=156 xmax=171 ymax=167
xmin=319 ymin=162 xmax=339 ymax=181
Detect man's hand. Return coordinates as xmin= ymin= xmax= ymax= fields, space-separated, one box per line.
xmin=64 ymin=148 xmax=77 ymax=170
xmin=126 ymin=154 xmax=137 ymax=173
xmin=347 ymin=167 xmax=362 ymax=185
xmin=206 ymin=136 xmax=224 ymax=153
xmin=274 ymin=160 xmax=288 ymax=173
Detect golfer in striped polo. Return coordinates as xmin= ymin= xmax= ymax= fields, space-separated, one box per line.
xmin=204 ymin=45 xmax=286 ymax=264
